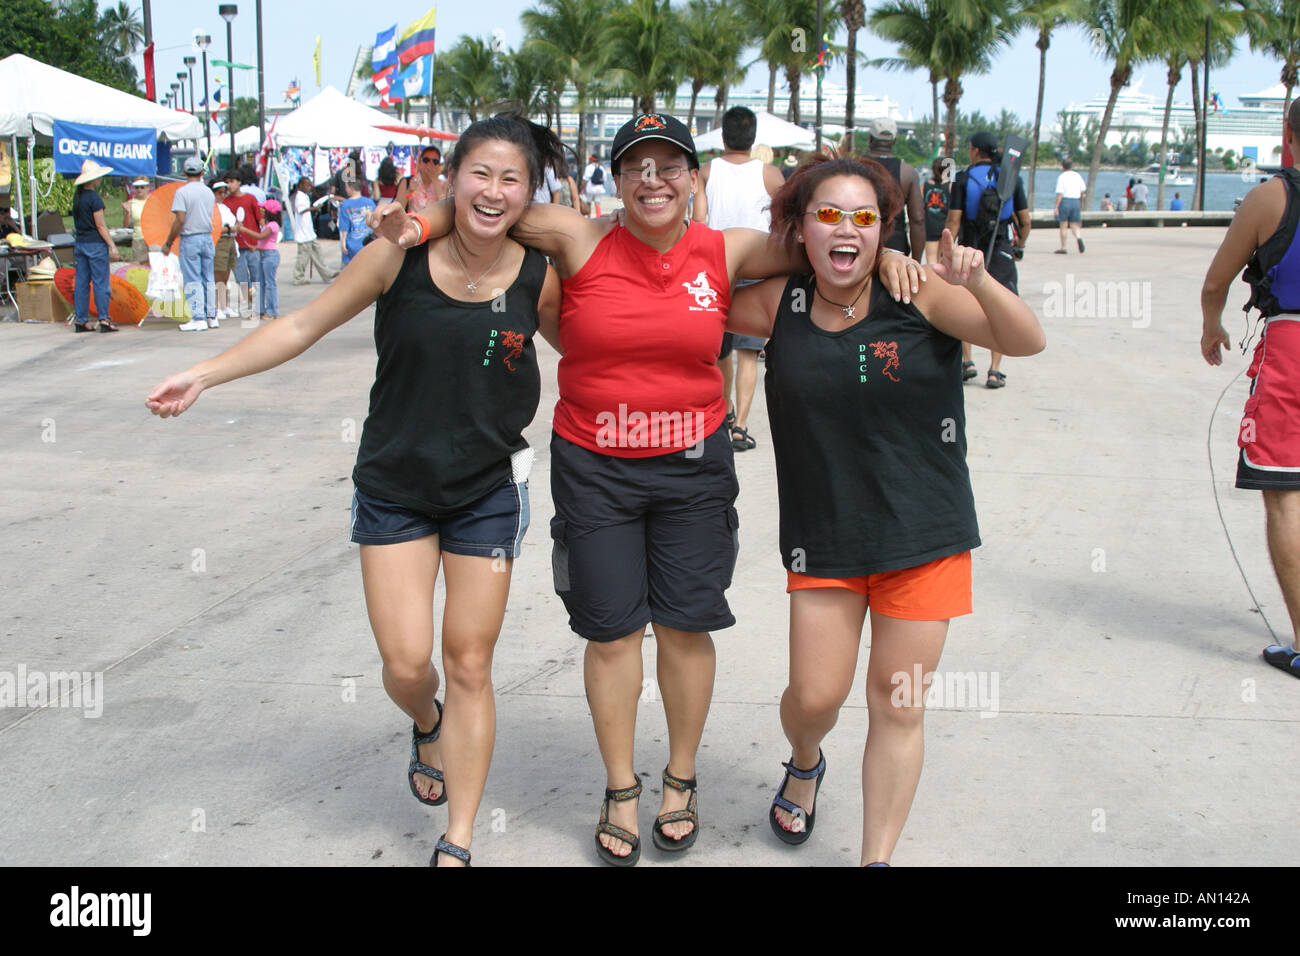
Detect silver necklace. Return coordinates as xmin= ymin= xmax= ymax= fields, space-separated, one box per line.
xmin=814 ymin=276 xmax=872 ymax=319
xmin=447 ymin=236 xmax=506 ymax=293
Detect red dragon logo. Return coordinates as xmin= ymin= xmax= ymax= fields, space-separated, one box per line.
xmin=634 ymin=114 xmax=668 ymax=131
xmin=500 ymin=330 xmax=525 ymax=372
xmin=869 ymin=341 xmax=900 ymax=382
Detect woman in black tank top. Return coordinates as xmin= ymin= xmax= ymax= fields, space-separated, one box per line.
xmin=729 ymin=155 xmax=1045 ymax=865
xmin=146 ymin=114 xmax=566 ymax=867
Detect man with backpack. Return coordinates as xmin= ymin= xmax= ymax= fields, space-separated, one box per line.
xmin=865 ymin=116 xmax=925 ymax=261
xmin=1201 ymin=98 xmax=1300 ymax=681
xmin=582 ymin=153 xmax=606 ymax=218
xmin=945 ymin=131 xmax=1032 ymax=388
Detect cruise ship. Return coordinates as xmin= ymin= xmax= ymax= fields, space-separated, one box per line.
xmin=1061 ymin=80 xmax=1286 ymax=166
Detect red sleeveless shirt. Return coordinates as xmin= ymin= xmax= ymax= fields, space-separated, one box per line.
xmin=554 ymin=221 xmax=730 ymax=456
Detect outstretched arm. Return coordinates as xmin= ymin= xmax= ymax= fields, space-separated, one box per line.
xmin=146 ymin=239 xmax=405 ymax=418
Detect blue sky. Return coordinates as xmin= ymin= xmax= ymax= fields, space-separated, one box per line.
xmin=125 ymin=2 xmax=1287 ymax=125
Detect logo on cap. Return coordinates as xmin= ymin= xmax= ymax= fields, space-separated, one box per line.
xmin=635 ymin=115 xmax=668 ymax=132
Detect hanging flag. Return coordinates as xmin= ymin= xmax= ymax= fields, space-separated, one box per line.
xmin=397 ymin=7 xmax=437 ymax=65
xmin=143 ymin=42 xmax=155 ymax=100
xmin=373 ymin=25 xmax=398 ymax=71
xmin=396 ymin=54 xmax=432 ymax=99
xmin=283 ymin=78 xmax=301 ymax=105
xmin=211 ymin=59 xmax=255 ymax=70
xmin=256 ymin=114 xmax=278 ymax=179
xmin=373 ymin=65 xmax=395 ymax=94
xmin=313 ymin=36 xmax=322 ymax=87
xmin=212 ymin=78 xmax=227 ymax=108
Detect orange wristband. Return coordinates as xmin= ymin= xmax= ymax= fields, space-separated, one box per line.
xmin=411 ymin=213 xmax=429 ymax=245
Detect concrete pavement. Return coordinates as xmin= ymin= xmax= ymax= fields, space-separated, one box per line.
xmin=1 ymin=229 xmax=1296 ymax=867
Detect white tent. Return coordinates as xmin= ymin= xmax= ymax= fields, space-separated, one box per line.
xmin=0 ymin=54 xmax=201 ymax=139
xmin=272 ymin=87 xmax=421 ymax=148
xmin=693 ymin=110 xmax=815 ymax=152
xmin=197 ymin=125 xmax=268 ymax=155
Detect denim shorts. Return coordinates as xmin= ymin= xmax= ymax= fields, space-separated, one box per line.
xmin=350 ymin=481 xmax=530 ymax=557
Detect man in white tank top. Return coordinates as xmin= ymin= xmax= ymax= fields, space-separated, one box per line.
xmin=693 ymin=106 xmax=785 ymax=452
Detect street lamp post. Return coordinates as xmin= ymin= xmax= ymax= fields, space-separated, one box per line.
xmin=255 ymin=0 xmax=266 ymax=161
xmin=170 ymin=82 xmax=181 ymax=113
xmin=184 ymin=56 xmax=197 ymax=114
xmin=177 ymin=72 xmax=188 ymax=112
xmin=195 ymin=35 xmax=212 ymax=152
xmin=219 ymin=4 xmax=238 ymax=168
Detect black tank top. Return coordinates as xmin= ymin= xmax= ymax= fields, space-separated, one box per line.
xmin=764 ymin=274 xmax=980 ymax=576
xmin=871 ymin=155 xmax=910 ymax=256
xmin=352 ymin=243 xmax=546 ymax=514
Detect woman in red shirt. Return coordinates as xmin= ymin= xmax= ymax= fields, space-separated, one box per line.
xmin=373 ymin=113 xmax=921 ymax=865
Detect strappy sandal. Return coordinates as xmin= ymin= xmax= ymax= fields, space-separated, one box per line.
xmin=652 ymin=767 xmax=699 ymax=853
xmin=408 ymin=699 xmax=446 ymax=806
xmin=73 ymin=319 xmax=99 ymax=333
xmin=730 ymin=425 xmax=756 ymax=451
xmin=595 ymin=777 xmax=642 ymax=866
xmin=98 ymin=318 xmax=120 ymax=332
xmin=430 ymin=832 xmax=471 ymax=867
xmin=961 ymin=360 xmax=977 ymax=381
xmin=986 ymin=370 xmax=1007 ymax=389
xmin=769 ymin=749 xmax=826 ymax=846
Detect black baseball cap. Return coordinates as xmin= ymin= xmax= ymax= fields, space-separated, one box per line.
xmin=611 ymin=113 xmax=698 ymax=171
xmin=969 ymin=131 xmax=999 ymax=154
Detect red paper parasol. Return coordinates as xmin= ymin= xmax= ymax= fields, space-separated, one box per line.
xmin=373 ymin=123 xmax=458 ymax=141
xmin=53 ymin=268 xmax=150 ymax=325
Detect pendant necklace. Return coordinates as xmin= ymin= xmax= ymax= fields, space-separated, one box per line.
xmin=814 ymin=276 xmax=872 ymax=320
xmin=448 ymin=236 xmax=506 ymax=293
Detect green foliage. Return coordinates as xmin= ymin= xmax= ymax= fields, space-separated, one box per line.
xmin=0 ymin=0 xmax=141 ymax=94
xmin=228 ymin=97 xmax=261 ymax=133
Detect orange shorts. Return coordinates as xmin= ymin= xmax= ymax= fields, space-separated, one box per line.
xmin=786 ymin=551 xmax=972 ymax=620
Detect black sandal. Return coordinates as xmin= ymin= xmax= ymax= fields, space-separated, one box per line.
xmin=429 ymin=832 xmax=471 ymax=867
xmin=769 ymin=749 xmax=826 ymax=846
xmin=961 ymin=360 xmax=977 ymax=381
xmin=595 ymin=777 xmax=642 ymax=866
xmin=98 ymin=318 xmax=120 ymax=332
xmin=73 ymin=319 xmax=99 ymax=333
xmin=730 ymin=425 xmax=756 ymax=451
xmin=408 ymin=699 xmax=446 ymax=806
xmin=986 ymin=370 xmax=1007 ymax=389
xmin=652 ymin=768 xmax=699 ymax=853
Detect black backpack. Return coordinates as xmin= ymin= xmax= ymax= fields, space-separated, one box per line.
xmin=1242 ymin=167 xmax=1300 ymax=318
xmin=591 ymin=164 xmax=605 ymax=186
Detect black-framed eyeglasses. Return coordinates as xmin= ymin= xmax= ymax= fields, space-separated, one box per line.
xmin=804 ymin=206 xmax=879 ymax=227
xmin=620 ymin=164 xmax=687 ymax=182
xmin=420 ymin=156 xmax=440 ymax=164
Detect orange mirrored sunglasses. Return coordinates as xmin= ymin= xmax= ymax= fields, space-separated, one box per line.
xmin=805 ymin=206 xmax=880 ymax=227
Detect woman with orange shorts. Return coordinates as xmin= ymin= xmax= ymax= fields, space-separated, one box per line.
xmin=729 ymin=155 xmax=1045 ymax=865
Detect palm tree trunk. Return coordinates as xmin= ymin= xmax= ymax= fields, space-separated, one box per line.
xmin=714 ymin=84 xmax=728 ymax=125
xmin=576 ymin=84 xmax=587 ymax=167
xmin=844 ymin=31 xmax=857 ymax=154
xmin=767 ymin=65 xmax=776 ymax=115
xmin=942 ymin=77 xmax=960 ymax=159
xmin=1156 ymin=64 xmax=1178 ymax=217
xmin=1027 ymin=29 xmax=1049 ymax=210
xmin=1085 ymin=67 xmax=1128 ymax=210
xmin=1189 ymin=61 xmax=1202 ymax=210
xmin=931 ymin=76 xmax=940 ymax=153
xmin=688 ymin=81 xmax=703 ymax=130
xmin=787 ymin=67 xmax=801 ymax=124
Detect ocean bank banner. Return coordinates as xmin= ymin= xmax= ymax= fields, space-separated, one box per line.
xmin=52 ymin=121 xmax=156 ymax=178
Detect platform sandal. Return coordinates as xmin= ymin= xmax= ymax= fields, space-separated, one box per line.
xmin=652 ymin=767 xmax=699 ymax=853
xmin=408 ymin=699 xmax=446 ymax=806
xmin=769 ymin=749 xmax=826 ymax=846
xmin=429 ymin=833 xmax=471 ymax=867
xmin=595 ymin=777 xmax=643 ymax=866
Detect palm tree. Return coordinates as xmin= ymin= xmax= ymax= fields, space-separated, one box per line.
xmin=842 ymin=0 xmax=864 ymax=152
xmin=934 ymin=0 xmax=1015 ymax=159
xmin=778 ymin=0 xmax=841 ymax=125
xmin=603 ymin=0 xmax=684 ymax=114
xmin=743 ymin=0 xmax=792 ymax=115
xmin=98 ymin=1 xmax=144 ymax=59
xmin=1081 ymin=0 xmax=1162 ymax=208
xmin=504 ymin=45 xmax=558 ymax=127
xmin=868 ymin=0 xmax=945 ymax=151
xmin=522 ymin=0 xmax=611 ymax=164
xmin=1244 ymin=0 xmax=1300 ymax=124
xmin=1152 ymin=1 xmax=1238 ymax=211
xmin=681 ymin=0 xmax=747 ymax=130
xmin=435 ymin=36 xmax=506 ymax=123
xmin=1014 ymin=0 xmax=1086 ymax=208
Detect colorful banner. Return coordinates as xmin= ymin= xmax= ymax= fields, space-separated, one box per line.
xmin=373 ymin=25 xmax=398 ymax=71
xmin=397 ymin=7 xmax=436 ymax=65
xmin=313 ymin=36 xmax=322 ymax=87
xmin=52 ymin=121 xmax=156 ymax=178
xmin=143 ymin=42 xmax=155 ymax=101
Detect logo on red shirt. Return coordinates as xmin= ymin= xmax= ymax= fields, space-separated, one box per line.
xmin=681 ymin=271 xmax=720 ymax=310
